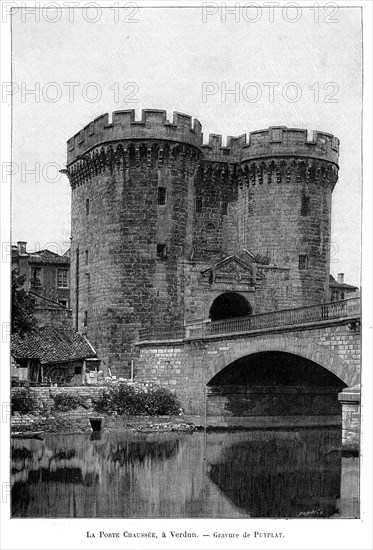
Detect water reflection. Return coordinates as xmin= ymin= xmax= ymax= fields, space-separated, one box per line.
xmin=11 ymin=426 xmax=359 ymax=518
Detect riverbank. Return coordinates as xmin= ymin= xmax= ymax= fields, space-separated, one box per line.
xmin=11 ymin=410 xmax=196 ymax=435
xmin=11 ymin=410 xmax=346 ymax=437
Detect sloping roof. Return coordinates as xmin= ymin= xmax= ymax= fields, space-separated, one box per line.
xmin=28 ymin=253 xmax=70 ymax=265
xmin=32 ymin=249 xmax=61 ymax=257
xmin=11 ymin=246 xmax=70 ymax=265
xmin=11 ymin=327 xmax=96 ymax=364
xmin=329 ymin=274 xmax=358 ymax=290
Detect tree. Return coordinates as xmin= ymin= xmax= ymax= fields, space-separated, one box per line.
xmin=11 ymin=270 xmax=37 ymax=336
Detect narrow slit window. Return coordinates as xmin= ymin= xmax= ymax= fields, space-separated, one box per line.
xmin=301 ymin=194 xmax=310 ymax=216
xmin=84 ymin=311 xmax=88 ymax=327
xmin=157 ymin=244 xmax=167 ymax=260
xmin=85 ymin=250 xmax=89 ymax=265
xmin=299 ymin=254 xmax=308 ymax=270
xmin=86 ymin=198 xmax=90 ymax=216
xmin=157 ymin=187 xmax=167 ymax=205
xmin=195 ymin=197 xmax=202 ymax=213
xmin=222 ymin=201 xmax=228 ymax=215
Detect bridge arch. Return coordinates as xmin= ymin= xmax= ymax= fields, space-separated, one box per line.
xmin=203 ymin=335 xmax=356 ymax=387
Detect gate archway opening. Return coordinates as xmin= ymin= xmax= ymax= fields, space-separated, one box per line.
xmin=209 ymin=292 xmax=252 ymax=322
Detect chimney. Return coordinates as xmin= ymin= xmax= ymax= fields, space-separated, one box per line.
xmin=17 ymin=241 xmax=27 ymax=255
xmin=337 ymin=273 xmax=344 ymax=284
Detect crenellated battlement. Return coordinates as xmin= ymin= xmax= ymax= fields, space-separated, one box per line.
xmin=67 ymin=109 xmax=203 ymax=164
xmin=67 ymin=113 xmax=339 ymax=171
xmin=199 ymin=126 xmax=339 ymax=166
xmin=200 ymin=133 xmax=246 ymax=164
xmin=240 ymin=126 xmax=339 ymax=165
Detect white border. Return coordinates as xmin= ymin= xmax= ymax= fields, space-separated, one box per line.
xmin=1 ymin=1 xmax=372 ymax=549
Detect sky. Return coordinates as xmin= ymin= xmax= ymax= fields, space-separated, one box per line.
xmin=11 ymin=4 xmax=362 ymax=285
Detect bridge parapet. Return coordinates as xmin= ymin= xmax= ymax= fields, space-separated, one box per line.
xmin=206 ymin=298 xmax=360 ymax=337
xmin=136 ymin=298 xmax=361 ymax=343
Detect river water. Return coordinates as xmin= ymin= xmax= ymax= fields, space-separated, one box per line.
xmin=11 ymin=426 xmax=359 ymax=518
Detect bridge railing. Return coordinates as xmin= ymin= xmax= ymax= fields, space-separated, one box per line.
xmin=205 ymin=299 xmax=356 ymax=336
xmin=136 ymin=297 xmax=360 ymax=342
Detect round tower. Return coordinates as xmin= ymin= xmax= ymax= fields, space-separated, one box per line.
xmin=238 ymin=126 xmax=339 ymax=307
xmin=66 ymin=109 xmax=202 ymax=373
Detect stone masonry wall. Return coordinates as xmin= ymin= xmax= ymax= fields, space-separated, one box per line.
xmin=12 ymin=386 xmax=105 ymax=413
xmin=338 ymin=385 xmax=360 ymax=451
xmin=70 ymin=138 xmax=201 ymax=375
xmin=33 ymin=307 xmax=72 ymax=330
xmin=238 ymin=158 xmax=335 ymax=308
xmin=192 ymin=162 xmax=238 ymax=261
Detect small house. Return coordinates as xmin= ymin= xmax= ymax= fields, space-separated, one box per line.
xmin=11 ymin=326 xmax=100 ymax=385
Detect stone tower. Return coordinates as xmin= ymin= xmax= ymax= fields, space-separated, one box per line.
xmin=66 ymin=110 xmax=202 ymax=372
xmin=237 ymin=127 xmax=339 ymax=307
xmin=65 ymin=111 xmax=339 ymax=374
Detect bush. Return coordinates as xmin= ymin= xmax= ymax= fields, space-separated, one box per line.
xmin=11 ymin=389 xmax=36 ymax=414
xmin=93 ymin=384 xmax=181 ymax=416
xmin=92 ymin=389 xmax=116 ymax=414
xmin=142 ymin=387 xmax=181 ymax=416
xmin=53 ymin=393 xmax=88 ymax=412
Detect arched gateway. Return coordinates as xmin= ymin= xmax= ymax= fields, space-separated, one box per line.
xmin=209 ymin=292 xmax=252 ymax=321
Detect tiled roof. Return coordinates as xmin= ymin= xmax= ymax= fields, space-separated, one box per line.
xmin=11 ymin=247 xmax=70 ymax=265
xmin=28 ymin=254 xmax=70 ymax=265
xmin=329 ymin=274 xmax=358 ymax=290
xmin=11 ymin=327 xmax=96 ymax=364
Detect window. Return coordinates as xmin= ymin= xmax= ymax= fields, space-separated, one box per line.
xmin=222 ymin=201 xmax=228 ymax=215
xmin=75 ymin=364 xmax=82 ymax=375
xmin=157 ymin=244 xmax=167 ymax=260
xmin=341 ymin=292 xmax=345 ymax=300
xmin=31 ymin=267 xmax=42 ymax=287
xmin=58 ymin=299 xmax=69 ymax=308
xmin=299 ymin=254 xmax=308 ymax=270
xmin=84 ymin=311 xmax=88 ymax=326
xmin=85 ymin=250 xmax=89 ymax=265
xmin=195 ymin=197 xmax=202 ymax=213
xmin=301 ymin=194 xmax=310 ymax=216
xmin=157 ymin=187 xmax=167 ymax=205
xmin=57 ymin=268 xmax=69 ymax=288
xmin=86 ymin=198 xmax=90 ymax=215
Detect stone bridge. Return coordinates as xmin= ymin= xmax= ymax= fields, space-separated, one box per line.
xmin=135 ymin=298 xmax=361 ymax=418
